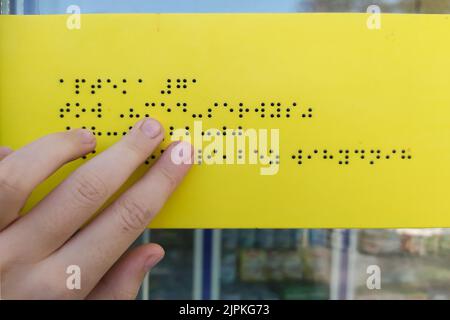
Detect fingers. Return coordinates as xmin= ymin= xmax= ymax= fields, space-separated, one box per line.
xmin=0 ymin=131 xmax=95 ymax=232
xmin=86 ymin=244 xmax=164 ymax=300
xmin=0 ymin=146 xmax=13 ymax=161
xmin=0 ymin=147 xmax=14 ymax=227
xmin=48 ymin=141 xmax=192 ymax=294
xmin=4 ymin=118 xmax=164 ymax=261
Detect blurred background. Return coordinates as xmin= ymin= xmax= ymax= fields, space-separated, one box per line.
xmin=143 ymin=229 xmax=450 ymax=299
xmin=1 ymin=0 xmax=449 ymax=300
xmin=2 ymin=0 xmax=450 ymax=14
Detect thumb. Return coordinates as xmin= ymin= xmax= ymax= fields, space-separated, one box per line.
xmin=87 ymin=243 xmax=164 ymax=300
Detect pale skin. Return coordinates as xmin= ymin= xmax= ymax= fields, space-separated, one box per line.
xmin=0 ymin=118 xmax=192 ymax=299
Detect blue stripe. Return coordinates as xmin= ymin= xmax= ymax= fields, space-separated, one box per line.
xmin=24 ymin=0 xmax=39 ymax=14
xmin=202 ymin=229 xmax=213 ymax=300
xmin=339 ymin=230 xmax=350 ymax=299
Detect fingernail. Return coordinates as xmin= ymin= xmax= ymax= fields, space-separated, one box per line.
xmin=144 ymin=254 xmax=163 ymax=272
xmin=78 ymin=129 xmax=95 ymax=144
xmin=140 ymin=119 xmax=161 ymax=139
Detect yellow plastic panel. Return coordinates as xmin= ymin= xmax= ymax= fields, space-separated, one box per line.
xmin=1 ymin=14 xmax=450 ymax=228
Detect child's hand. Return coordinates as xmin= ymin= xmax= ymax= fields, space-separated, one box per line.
xmin=0 ymin=118 xmax=192 ymax=299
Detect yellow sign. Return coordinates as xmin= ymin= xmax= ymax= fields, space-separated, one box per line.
xmin=1 ymin=14 xmax=450 ymax=228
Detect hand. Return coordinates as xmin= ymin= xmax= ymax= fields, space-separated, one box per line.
xmin=0 ymin=118 xmax=192 ymax=299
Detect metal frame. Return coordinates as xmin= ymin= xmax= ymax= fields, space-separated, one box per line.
xmin=140 ymin=229 xmax=151 ymax=300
